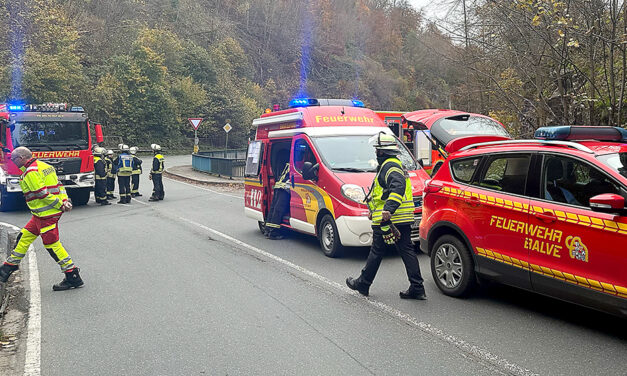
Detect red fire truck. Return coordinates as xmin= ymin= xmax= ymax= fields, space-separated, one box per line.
xmin=0 ymin=103 xmax=104 ymax=211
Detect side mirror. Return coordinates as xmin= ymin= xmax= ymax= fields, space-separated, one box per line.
xmin=302 ymin=161 xmax=319 ymax=181
xmin=95 ymin=123 xmax=104 ymax=144
xmin=589 ymin=193 xmax=626 ymax=215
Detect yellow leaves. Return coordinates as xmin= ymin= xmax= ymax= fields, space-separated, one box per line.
xmin=532 ymin=14 xmax=541 ymax=26
xmin=567 ymin=39 xmax=579 ymax=48
xmin=558 ymin=29 xmax=565 ymax=38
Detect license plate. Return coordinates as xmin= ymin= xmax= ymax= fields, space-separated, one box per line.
xmin=57 ymin=175 xmax=66 ymax=180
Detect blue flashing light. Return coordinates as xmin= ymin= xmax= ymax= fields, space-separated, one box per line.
xmin=535 ymin=126 xmax=627 ymax=142
xmin=289 ymin=98 xmax=319 ymax=108
xmin=351 ymin=99 xmax=365 ymax=108
xmin=8 ymin=105 xmax=24 ymax=111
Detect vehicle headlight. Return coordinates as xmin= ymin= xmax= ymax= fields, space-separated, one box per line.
xmin=341 ymin=184 xmax=366 ymax=203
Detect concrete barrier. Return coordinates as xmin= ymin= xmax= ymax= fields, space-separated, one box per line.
xmin=0 ymin=224 xmax=17 ymax=318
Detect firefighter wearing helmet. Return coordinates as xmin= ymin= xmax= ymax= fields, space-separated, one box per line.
xmin=130 ymin=146 xmax=143 ymax=197
xmin=105 ymin=149 xmax=117 ymax=199
xmin=115 ymin=144 xmax=133 ymax=204
xmin=93 ymin=147 xmax=111 ymax=205
xmin=149 ymin=144 xmax=165 ymax=201
xmin=346 ymin=132 xmax=426 ymax=300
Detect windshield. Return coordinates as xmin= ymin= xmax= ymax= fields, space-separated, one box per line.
xmin=432 ymin=116 xmax=510 ymax=146
xmin=597 ymin=153 xmax=627 ymax=179
xmin=11 ymin=121 xmax=89 ymax=150
xmin=311 ymin=135 xmax=417 ymax=172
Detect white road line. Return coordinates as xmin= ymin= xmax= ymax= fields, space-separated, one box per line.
xmin=0 ymin=222 xmax=41 ymax=376
xmin=164 ymin=175 xmax=243 ymax=199
xmin=177 ymin=216 xmax=538 ymax=376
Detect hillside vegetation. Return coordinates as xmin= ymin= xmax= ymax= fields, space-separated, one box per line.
xmin=1 ymin=0 xmax=626 ymax=148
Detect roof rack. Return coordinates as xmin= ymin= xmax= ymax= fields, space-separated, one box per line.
xmin=458 ymin=140 xmax=593 ymax=153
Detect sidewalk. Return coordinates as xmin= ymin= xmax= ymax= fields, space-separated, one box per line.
xmin=164 ymin=165 xmax=244 ymax=187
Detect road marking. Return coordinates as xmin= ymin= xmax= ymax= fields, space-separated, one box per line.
xmin=0 ymin=222 xmax=41 ymax=376
xmin=164 ymin=175 xmax=243 ymax=199
xmin=176 ymin=217 xmax=537 ymax=376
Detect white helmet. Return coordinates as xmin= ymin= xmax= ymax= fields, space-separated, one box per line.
xmin=121 ymin=144 xmax=130 ymax=152
xmin=369 ymin=132 xmax=399 ymax=152
xmin=130 ymin=146 xmax=138 ymax=155
xmin=106 ymin=149 xmax=114 ymax=156
xmin=93 ymin=146 xmax=106 ymax=155
xmin=118 ymin=143 xmax=124 ymax=150
xmin=151 ymin=144 xmax=161 ymax=151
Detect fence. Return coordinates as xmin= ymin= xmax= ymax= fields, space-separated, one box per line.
xmin=192 ymin=149 xmax=247 ymax=178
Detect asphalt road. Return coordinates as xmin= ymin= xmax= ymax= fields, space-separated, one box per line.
xmin=1 ymin=155 xmax=625 ymax=375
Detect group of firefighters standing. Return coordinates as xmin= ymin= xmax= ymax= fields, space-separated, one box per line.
xmin=92 ymin=144 xmax=165 ymax=205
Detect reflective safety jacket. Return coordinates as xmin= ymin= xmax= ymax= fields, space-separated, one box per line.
xmin=94 ymin=156 xmax=107 ymax=180
xmin=104 ymin=156 xmax=116 ymax=178
xmin=273 ymin=164 xmax=290 ymax=190
xmin=19 ymin=159 xmax=68 ymax=218
xmin=116 ymin=153 xmax=133 ymax=176
xmin=151 ymin=154 xmax=164 ymax=174
xmin=132 ymin=156 xmax=142 ymax=174
xmin=367 ymin=157 xmax=414 ymax=226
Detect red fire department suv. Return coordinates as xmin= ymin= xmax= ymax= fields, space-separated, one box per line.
xmin=419 ymin=126 xmax=627 ymax=317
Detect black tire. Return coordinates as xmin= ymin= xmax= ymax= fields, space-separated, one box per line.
xmin=0 ymin=185 xmax=19 ymax=212
xmin=258 ymin=221 xmax=267 ymax=234
xmin=317 ymin=214 xmax=343 ymax=258
xmin=430 ymin=234 xmax=476 ymax=297
xmin=69 ymin=188 xmax=90 ymax=206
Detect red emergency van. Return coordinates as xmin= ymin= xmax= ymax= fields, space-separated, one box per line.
xmin=244 ymin=98 xmax=430 ymax=257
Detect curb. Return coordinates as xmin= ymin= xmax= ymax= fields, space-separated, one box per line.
xmin=0 ymin=225 xmax=17 ymax=318
xmin=164 ymin=168 xmax=245 ymax=188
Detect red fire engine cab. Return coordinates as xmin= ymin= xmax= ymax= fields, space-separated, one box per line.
xmin=0 ymin=103 xmax=104 ymax=211
xmin=244 ymin=98 xmax=430 ymax=257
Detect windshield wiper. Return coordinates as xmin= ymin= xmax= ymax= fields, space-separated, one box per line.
xmin=27 ymin=145 xmax=53 ymax=151
xmin=333 ymin=167 xmax=368 ymax=172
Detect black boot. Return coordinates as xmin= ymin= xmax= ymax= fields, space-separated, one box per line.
xmin=346 ymin=277 xmax=370 ymax=296
xmin=149 ymin=196 xmax=158 ymax=202
xmin=53 ymin=268 xmax=84 ymax=291
xmin=399 ymin=287 xmax=427 ymax=300
xmin=100 ymin=200 xmax=111 ymax=206
xmin=125 ymin=196 xmax=132 ymax=204
xmin=0 ymin=263 xmax=19 ymax=283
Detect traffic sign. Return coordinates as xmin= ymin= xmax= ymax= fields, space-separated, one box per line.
xmin=188 ymin=118 xmax=203 ymax=130
xmin=223 ymin=123 xmax=232 ymax=133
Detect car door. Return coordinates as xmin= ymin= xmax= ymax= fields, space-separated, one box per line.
xmin=458 ymin=152 xmax=533 ymax=289
xmin=529 ymin=153 xmax=627 ymax=311
xmin=290 ymin=136 xmax=321 ymax=233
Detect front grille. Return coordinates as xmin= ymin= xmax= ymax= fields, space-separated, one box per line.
xmin=411 ymin=214 xmax=422 ymax=241
xmin=40 ymin=158 xmax=82 ymax=174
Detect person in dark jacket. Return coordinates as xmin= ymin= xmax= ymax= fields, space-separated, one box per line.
xmin=149 ymin=144 xmax=165 ymax=201
xmin=93 ymin=147 xmax=111 ymax=205
xmin=130 ymin=146 xmax=143 ymax=197
xmin=105 ymin=149 xmax=117 ymax=199
xmin=346 ymin=132 xmax=426 ymax=300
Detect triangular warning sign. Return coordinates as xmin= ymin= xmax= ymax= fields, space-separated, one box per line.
xmin=188 ymin=118 xmax=203 ymax=130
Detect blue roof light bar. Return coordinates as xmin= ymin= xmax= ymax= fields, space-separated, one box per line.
xmin=8 ymin=105 xmax=24 ymax=111
xmin=535 ymin=126 xmax=627 ymax=142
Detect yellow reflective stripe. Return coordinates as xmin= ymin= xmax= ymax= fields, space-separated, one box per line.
xmin=388 ymin=195 xmax=403 ymax=204
xmin=40 ymin=224 xmax=57 ymax=234
xmin=385 ymin=167 xmax=404 ymax=182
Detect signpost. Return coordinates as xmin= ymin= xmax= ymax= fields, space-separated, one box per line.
xmin=223 ymin=122 xmax=232 ymax=157
xmin=188 ymin=118 xmax=203 ymax=153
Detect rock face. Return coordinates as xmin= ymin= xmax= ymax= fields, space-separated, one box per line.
xmin=0 ymin=225 xmax=26 ymax=376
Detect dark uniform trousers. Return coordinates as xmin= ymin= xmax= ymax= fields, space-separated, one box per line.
xmin=118 ymin=175 xmax=131 ymax=200
xmin=266 ymin=188 xmax=290 ymax=232
xmin=106 ymin=176 xmax=115 ymax=196
xmin=152 ymin=173 xmax=164 ymax=200
xmin=131 ymin=174 xmax=140 ymax=194
xmin=358 ymin=224 xmax=424 ymax=292
xmin=95 ymin=178 xmax=107 ymax=202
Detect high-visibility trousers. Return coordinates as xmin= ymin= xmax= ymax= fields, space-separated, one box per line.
xmin=6 ymin=215 xmax=75 ymax=272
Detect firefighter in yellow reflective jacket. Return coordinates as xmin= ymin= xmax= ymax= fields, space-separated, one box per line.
xmin=265 ymin=158 xmax=290 ymax=240
xmin=148 ymin=144 xmax=165 ymax=201
xmin=130 ymin=146 xmax=143 ymax=197
xmin=0 ymin=147 xmax=84 ymax=291
xmin=115 ymin=144 xmax=133 ymax=204
xmin=346 ymin=132 xmax=425 ymax=299
xmin=105 ymin=149 xmax=117 ymax=199
xmin=93 ymin=147 xmax=111 ymax=205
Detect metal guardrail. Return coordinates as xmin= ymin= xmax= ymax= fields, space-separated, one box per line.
xmin=192 ymin=149 xmax=247 ymax=178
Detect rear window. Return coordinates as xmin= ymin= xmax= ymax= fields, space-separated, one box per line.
xmin=451 ymin=157 xmax=481 ymax=183
xmin=431 ymin=116 xmax=510 ymax=146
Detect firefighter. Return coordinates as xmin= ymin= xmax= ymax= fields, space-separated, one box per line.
xmin=0 ymin=147 xmax=84 ymax=291
xmin=115 ymin=144 xmax=133 ymax=204
xmin=265 ymin=159 xmax=290 ymax=240
xmin=148 ymin=144 xmax=165 ymax=201
xmin=130 ymin=146 xmax=143 ymax=197
xmin=346 ymin=132 xmax=426 ymax=300
xmin=105 ymin=149 xmax=117 ymax=199
xmin=93 ymin=147 xmax=111 ymax=205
